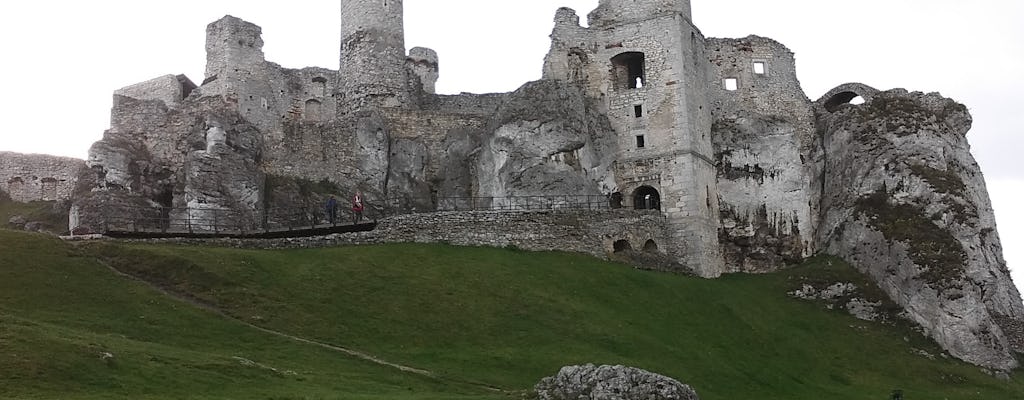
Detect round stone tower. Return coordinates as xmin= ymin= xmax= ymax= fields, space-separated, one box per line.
xmin=338 ymin=0 xmax=409 ymax=110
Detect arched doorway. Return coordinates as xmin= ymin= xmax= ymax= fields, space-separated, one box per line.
xmin=613 ymin=240 xmax=632 ymax=253
xmin=633 ymin=186 xmax=661 ymax=210
xmin=643 ymin=239 xmax=659 ymax=253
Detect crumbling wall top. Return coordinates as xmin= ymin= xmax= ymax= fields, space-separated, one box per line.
xmin=587 ymin=0 xmax=691 ymax=28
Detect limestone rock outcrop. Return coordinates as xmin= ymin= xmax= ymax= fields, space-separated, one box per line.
xmin=73 ymin=95 xmax=265 ymax=233
xmin=476 ymin=80 xmax=618 ymax=201
xmin=816 ymin=89 xmax=1024 ymax=370
xmin=535 ymin=364 xmax=699 ymax=400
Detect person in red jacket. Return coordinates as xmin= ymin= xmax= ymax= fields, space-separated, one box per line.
xmin=351 ymin=192 xmax=364 ymax=224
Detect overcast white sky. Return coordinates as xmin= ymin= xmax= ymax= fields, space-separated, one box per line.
xmin=0 ymin=0 xmax=1021 ymax=288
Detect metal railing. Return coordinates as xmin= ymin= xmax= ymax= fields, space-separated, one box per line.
xmin=383 ymin=194 xmax=613 ymax=213
xmin=100 ymin=194 xmax=623 ymax=236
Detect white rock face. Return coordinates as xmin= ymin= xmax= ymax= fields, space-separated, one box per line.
xmin=476 ymin=81 xmax=617 ymax=203
xmin=714 ymin=112 xmax=816 ymax=272
xmin=535 ymin=364 xmax=700 ymax=400
xmin=817 ymin=90 xmax=1024 ymax=370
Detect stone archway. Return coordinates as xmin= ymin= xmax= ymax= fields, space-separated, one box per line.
xmin=633 ymin=186 xmax=661 ymax=210
xmin=818 ymin=82 xmax=880 ymax=112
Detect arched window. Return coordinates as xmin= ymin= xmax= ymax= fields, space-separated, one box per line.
xmin=611 ymin=52 xmax=646 ymax=89
xmin=633 ymin=186 xmax=661 ymax=210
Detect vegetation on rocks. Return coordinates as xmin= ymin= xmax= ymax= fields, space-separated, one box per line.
xmin=855 ymin=189 xmax=967 ymax=288
xmin=909 ymin=164 xmax=967 ymax=196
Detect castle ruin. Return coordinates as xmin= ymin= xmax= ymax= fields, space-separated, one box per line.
xmin=9 ymin=0 xmax=1018 ymax=371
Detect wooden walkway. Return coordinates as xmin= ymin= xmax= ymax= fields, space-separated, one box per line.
xmin=104 ymin=221 xmax=378 ymax=240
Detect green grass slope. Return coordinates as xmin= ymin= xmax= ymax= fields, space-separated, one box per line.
xmin=2 ymin=229 xmax=1022 ymax=399
xmin=0 ymin=196 xmax=68 ymax=234
xmin=0 ymin=231 xmax=495 ymax=400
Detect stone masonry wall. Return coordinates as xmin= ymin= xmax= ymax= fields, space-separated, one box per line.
xmin=0 ymin=152 xmax=85 ymax=202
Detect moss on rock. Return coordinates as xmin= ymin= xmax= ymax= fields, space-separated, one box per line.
xmin=855 ymin=189 xmax=966 ymax=289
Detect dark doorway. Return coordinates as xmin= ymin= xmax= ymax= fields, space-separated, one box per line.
xmin=633 ymin=186 xmax=661 ymax=210
xmin=613 ymin=240 xmax=632 ymax=253
xmin=156 ymin=188 xmax=174 ymax=232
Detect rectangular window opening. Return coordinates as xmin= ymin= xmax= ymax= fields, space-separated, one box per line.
xmin=753 ymin=61 xmax=766 ymax=75
xmin=724 ymin=78 xmax=738 ymax=91
xmin=636 ymin=135 xmax=646 ymax=148
xmin=634 ymin=105 xmax=643 ymax=118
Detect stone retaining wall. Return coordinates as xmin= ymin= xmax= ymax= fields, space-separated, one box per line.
xmin=109 ymin=209 xmax=671 ymax=267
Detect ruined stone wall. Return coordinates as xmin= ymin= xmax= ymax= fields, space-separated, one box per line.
xmin=114 ymin=75 xmax=196 ymax=109
xmin=707 ymin=36 xmax=817 ymax=273
xmin=0 ymin=152 xmax=85 ymax=202
xmin=201 ymin=16 xmax=341 ymax=146
xmin=406 ymin=47 xmax=438 ymax=95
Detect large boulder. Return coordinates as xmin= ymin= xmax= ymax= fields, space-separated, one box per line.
xmin=816 ymin=89 xmax=1024 ymax=370
xmin=535 ymin=364 xmax=699 ymax=400
xmin=8 ymin=215 xmax=26 ymax=229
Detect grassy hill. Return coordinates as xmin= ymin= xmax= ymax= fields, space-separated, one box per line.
xmin=1 ymin=229 xmax=1022 ymax=399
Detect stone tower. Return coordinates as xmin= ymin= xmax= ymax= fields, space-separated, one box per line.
xmin=544 ymin=0 xmax=723 ymax=276
xmin=203 ymin=16 xmax=271 ymax=115
xmin=338 ymin=0 xmax=409 ymax=111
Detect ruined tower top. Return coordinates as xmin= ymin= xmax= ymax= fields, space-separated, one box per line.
xmin=338 ymin=0 xmax=409 ymax=110
xmin=588 ymin=0 xmax=692 ymax=27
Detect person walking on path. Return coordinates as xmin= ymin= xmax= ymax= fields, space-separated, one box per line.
xmin=351 ymin=192 xmax=364 ymax=224
xmin=326 ymin=195 xmax=338 ymax=225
